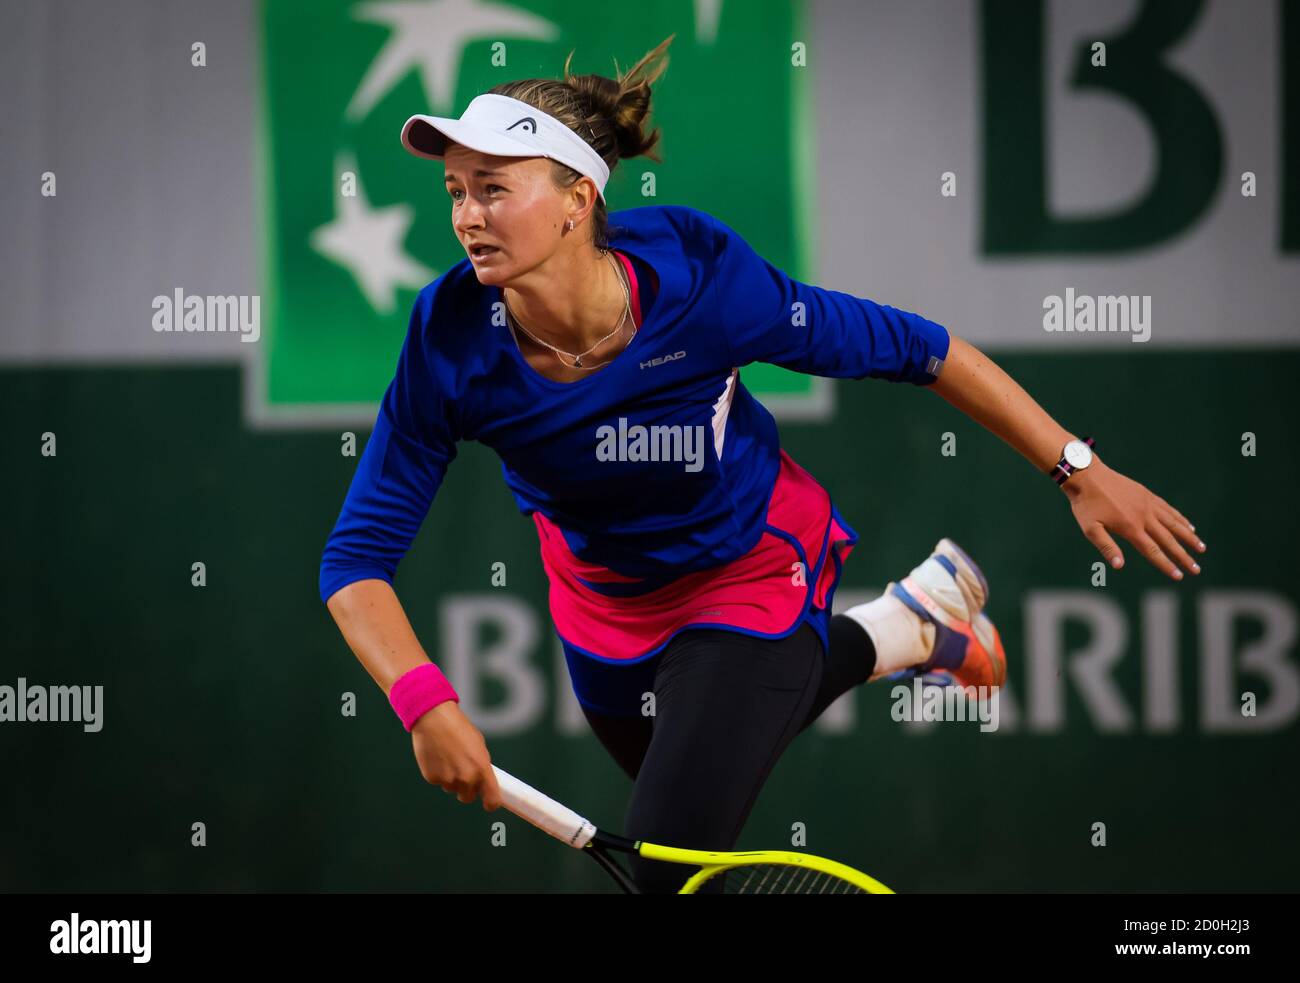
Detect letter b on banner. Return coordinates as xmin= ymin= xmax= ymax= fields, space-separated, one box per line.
xmin=981 ymin=0 xmax=1223 ymax=253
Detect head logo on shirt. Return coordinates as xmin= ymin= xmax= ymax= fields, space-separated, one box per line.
xmin=640 ymin=350 xmax=686 ymax=370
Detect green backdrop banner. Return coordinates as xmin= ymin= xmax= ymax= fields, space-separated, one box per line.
xmin=4 ymin=350 xmax=1295 ymax=891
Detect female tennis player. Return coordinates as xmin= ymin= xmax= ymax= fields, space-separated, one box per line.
xmin=319 ymin=37 xmax=1206 ymax=893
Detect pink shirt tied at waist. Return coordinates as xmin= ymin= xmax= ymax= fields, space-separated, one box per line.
xmin=532 ymin=449 xmax=857 ymax=660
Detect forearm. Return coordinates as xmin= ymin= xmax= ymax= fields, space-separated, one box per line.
xmin=930 ymin=334 xmax=1080 ymax=478
xmin=325 ymin=579 xmax=434 ymax=693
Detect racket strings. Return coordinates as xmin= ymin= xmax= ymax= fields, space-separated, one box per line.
xmin=713 ymin=863 xmax=869 ymax=894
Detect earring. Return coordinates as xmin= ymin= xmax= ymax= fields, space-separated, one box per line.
xmin=566 ymin=219 xmax=573 ymax=231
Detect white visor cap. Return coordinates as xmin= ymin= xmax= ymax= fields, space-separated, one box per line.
xmin=401 ymin=94 xmax=611 ymax=202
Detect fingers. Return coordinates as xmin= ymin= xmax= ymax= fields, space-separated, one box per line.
xmin=1155 ymin=497 xmax=1196 ymax=534
xmin=481 ymin=765 xmax=503 ymax=812
xmin=1086 ymin=499 xmax=1207 ymax=580
xmin=1128 ymin=530 xmax=1172 ymax=577
xmin=1159 ymin=507 xmax=1206 ymax=555
xmin=455 ymin=772 xmax=483 ymax=805
xmin=1084 ymin=521 xmax=1126 ymax=569
xmin=442 ymin=769 xmax=501 ymax=811
xmin=1131 ymin=525 xmax=1199 ymax=580
xmin=435 ymin=778 xmax=476 ymax=804
xmin=457 ymin=773 xmax=488 ymax=808
xmin=1149 ymin=520 xmax=1199 ymax=578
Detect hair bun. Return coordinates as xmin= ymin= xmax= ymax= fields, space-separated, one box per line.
xmin=485 ymin=35 xmax=675 ymax=252
xmin=564 ymin=34 xmax=674 ymax=165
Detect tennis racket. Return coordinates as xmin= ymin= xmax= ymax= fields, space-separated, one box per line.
xmin=492 ymin=764 xmax=894 ymax=894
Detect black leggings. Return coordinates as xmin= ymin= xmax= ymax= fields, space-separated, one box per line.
xmin=580 ymin=613 xmax=876 ymax=894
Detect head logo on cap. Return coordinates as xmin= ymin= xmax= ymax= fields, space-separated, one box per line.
xmin=507 ymin=117 xmax=538 ymax=134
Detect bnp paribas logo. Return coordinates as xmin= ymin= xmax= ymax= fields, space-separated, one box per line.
xmin=251 ymin=0 xmax=827 ymax=427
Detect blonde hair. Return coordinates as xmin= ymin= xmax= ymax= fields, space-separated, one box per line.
xmin=485 ymin=34 xmax=674 ymax=249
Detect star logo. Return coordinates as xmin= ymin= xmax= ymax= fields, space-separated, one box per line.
xmin=310 ymin=153 xmax=435 ymax=315
xmin=347 ymin=0 xmax=559 ymax=119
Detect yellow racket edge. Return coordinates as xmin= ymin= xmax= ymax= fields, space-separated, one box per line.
xmin=635 ymin=842 xmax=895 ymax=894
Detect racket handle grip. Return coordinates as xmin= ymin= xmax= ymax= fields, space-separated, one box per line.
xmin=492 ymin=765 xmax=598 ymax=849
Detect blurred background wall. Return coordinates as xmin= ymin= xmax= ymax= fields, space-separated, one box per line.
xmin=2 ymin=0 xmax=1297 ymax=891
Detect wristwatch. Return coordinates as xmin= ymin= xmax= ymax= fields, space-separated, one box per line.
xmin=1050 ymin=436 xmax=1095 ymax=486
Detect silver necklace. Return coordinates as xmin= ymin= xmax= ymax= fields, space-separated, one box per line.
xmin=505 ymin=249 xmax=633 ymax=370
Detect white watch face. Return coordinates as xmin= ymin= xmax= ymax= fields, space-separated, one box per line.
xmin=1064 ymin=440 xmax=1093 ymax=469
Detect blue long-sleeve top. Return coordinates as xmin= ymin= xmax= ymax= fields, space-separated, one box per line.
xmin=319 ymin=204 xmax=950 ymax=604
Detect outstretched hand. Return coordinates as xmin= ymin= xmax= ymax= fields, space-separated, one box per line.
xmin=1063 ymin=458 xmax=1206 ymax=579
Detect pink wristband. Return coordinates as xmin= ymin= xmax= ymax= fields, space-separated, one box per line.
xmin=389 ymin=663 xmax=460 ymax=731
